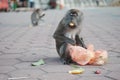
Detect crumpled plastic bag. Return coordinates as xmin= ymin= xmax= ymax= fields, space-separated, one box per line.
xmin=67 ymin=44 xmax=108 ymax=66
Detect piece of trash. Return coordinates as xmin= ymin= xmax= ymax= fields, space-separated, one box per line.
xmin=68 ymin=44 xmax=108 ymax=66
xmin=8 ymin=77 xmax=28 ymax=80
xmin=94 ymin=70 xmax=101 ymax=74
xmin=69 ymin=68 xmax=84 ymax=74
xmin=31 ymin=59 xmax=45 ymax=66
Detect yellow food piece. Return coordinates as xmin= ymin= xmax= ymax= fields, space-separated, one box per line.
xmin=69 ymin=69 xmax=84 ymax=74
xmin=69 ymin=22 xmax=74 ymax=26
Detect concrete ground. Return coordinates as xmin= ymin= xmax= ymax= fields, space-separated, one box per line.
xmin=0 ymin=7 xmax=120 ymax=80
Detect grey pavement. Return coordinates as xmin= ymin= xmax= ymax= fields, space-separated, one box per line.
xmin=0 ymin=7 xmax=120 ymax=80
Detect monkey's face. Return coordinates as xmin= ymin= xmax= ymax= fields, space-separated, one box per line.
xmin=63 ymin=9 xmax=83 ymax=29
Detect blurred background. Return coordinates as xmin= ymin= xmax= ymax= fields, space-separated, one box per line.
xmin=0 ymin=0 xmax=120 ymax=12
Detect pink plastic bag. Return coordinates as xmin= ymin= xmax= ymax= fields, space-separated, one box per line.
xmin=67 ymin=44 xmax=108 ymax=66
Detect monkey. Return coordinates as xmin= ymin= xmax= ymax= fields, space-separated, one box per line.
xmin=53 ymin=9 xmax=86 ymax=64
xmin=31 ymin=9 xmax=45 ymax=26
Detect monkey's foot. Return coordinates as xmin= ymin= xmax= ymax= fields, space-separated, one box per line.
xmin=60 ymin=58 xmax=71 ymax=65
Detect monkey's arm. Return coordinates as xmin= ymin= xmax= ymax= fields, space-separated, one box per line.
xmin=75 ymin=35 xmax=87 ymax=49
xmin=39 ymin=13 xmax=45 ymax=18
xmin=53 ymin=34 xmax=76 ymax=45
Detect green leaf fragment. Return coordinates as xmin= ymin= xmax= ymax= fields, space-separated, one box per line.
xmin=31 ymin=59 xmax=45 ymax=66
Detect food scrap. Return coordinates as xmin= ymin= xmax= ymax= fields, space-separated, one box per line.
xmin=69 ymin=68 xmax=84 ymax=74
xmin=69 ymin=22 xmax=74 ymax=26
xmin=95 ymin=70 xmax=101 ymax=74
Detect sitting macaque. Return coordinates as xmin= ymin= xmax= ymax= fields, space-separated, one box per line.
xmin=67 ymin=44 xmax=108 ymax=66
xmin=31 ymin=9 xmax=45 ymax=26
xmin=53 ymin=9 xmax=86 ymax=64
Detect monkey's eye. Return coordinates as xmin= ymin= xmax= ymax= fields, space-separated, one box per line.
xmin=70 ymin=12 xmax=78 ymax=16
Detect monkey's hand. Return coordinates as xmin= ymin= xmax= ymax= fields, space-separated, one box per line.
xmin=53 ymin=34 xmax=76 ymax=45
xmin=75 ymin=35 xmax=87 ymax=49
xmin=39 ymin=13 xmax=45 ymax=19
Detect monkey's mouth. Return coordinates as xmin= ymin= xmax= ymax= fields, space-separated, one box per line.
xmin=68 ymin=22 xmax=76 ymax=28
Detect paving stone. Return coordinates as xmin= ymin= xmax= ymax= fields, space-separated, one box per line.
xmin=0 ymin=66 xmax=16 ymax=73
xmin=40 ymin=65 xmax=72 ymax=73
xmin=0 ymin=74 xmax=9 ymax=80
xmin=9 ymin=69 xmax=45 ymax=78
xmin=108 ymin=51 xmax=120 ymax=57
xmin=0 ymin=59 xmax=20 ymax=66
xmin=7 ymin=77 xmax=39 ymax=80
xmin=0 ymin=27 xmax=20 ymax=40
xmin=19 ymin=51 xmax=47 ymax=62
xmin=0 ymin=44 xmax=12 ymax=52
xmin=106 ymin=72 xmax=120 ymax=80
xmin=9 ymin=43 xmax=30 ymax=49
xmin=2 ymin=48 xmax=27 ymax=54
xmin=40 ymin=73 xmax=79 ymax=80
xmin=19 ymin=47 xmax=59 ymax=62
xmin=24 ymin=47 xmax=54 ymax=56
xmin=14 ymin=62 xmax=42 ymax=69
xmin=108 ymin=57 xmax=120 ymax=64
xmin=25 ymin=78 xmax=41 ymax=80
xmin=43 ymin=49 xmax=59 ymax=58
xmin=0 ymin=54 xmax=22 ymax=59
xmin=0 ymin=52 xmax=2 ymax=55
xmin=28 ymin=42 xmax=46 ymax=48
xmin=113 ymin=47 xmax=120 ymax=53
xmin=102 ymin=64 xmax=120 ymax=72
xmin=43 ymin=57 xmax=63 ymax=65
xmin=76 ymin=76 xmax=112 ymax=80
